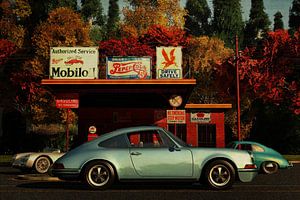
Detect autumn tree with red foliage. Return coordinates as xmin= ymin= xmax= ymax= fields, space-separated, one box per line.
xmin=0 ymin=39 xmax=16 ymax=66
xmin=221 ymin=30 xmax=299 ymax=115
xmin=11 ymin=7 xmax=91 ymax=124
xmin=99 ymin=25 xmax=189 ymax=78
xmin=140 ymin=25 xmax=188 ymax=48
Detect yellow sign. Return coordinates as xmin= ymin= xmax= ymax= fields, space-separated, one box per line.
xmin=156 ymin=47 xmax=182 ymax=79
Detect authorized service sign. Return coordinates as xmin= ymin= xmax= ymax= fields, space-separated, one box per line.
xmin=106 ymin=57 xmax=151 ymax=79
xmin=156 ymin=47 xmax=182 ymax=79
xmin=50 ymin=47 xmax=99 ymax=79
xmin=167 ymin=110 xmax=186 ymax=124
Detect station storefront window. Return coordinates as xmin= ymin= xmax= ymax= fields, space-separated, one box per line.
xmin=168 ymin=124 xmax=187 ymax=143
xmin=197 ymin=124 xmax=216 ymax=147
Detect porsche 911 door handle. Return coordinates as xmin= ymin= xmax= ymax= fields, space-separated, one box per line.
xmin=130 ymin=152 xmax=142 ymax=156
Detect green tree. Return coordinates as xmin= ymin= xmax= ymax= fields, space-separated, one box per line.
xmin=244 ymin=0 xmax=270 ymax=48
xmin=122 ymin=0 xmax=186 ymax=38
xmin=106 ymin=0 xmax=120 ymax=39
xmin=127 ymin=0 xmax=157 ymax=6
xmin=212 ymin=0 xmax=244 ymax=49
xmin=81 ymin=0 xmax=106 ymax=44
xmin=273 ymin=11 xmax=284 ymax=31
xmin=81 ymin=0 xmax=105 ymax=25
xmin=289 ymin=0 xmax=300 ymax=34
xmin=49 ymin=0 xmax=77 ymax=10
xmin=184 ymin=0 xmax=211 ymax=36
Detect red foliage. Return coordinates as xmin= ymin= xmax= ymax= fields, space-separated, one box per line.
xmin=99 ymin=37 xmax=155 ymax=58
xmin=0 ymin=39 xmax=16 ymax=65
xmin=237 ymin=30 xmax=299 ymax=114
xmin=99 ymin=25 xmax=189 ymax=65
xmin=140 ymin=24 xmax=189 ymax=48
xmin=10 ymin=69 xmax=44 ymax=112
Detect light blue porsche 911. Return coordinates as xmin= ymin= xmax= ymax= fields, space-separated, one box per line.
xmin=50 ymin=126 xmax=258 ymax=190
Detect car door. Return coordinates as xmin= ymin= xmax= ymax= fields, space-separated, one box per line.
xmin=128 ymin=130 xmax=193 ymax=178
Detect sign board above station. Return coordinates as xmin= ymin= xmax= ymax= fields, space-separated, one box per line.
xmin=106 ymin=57 xmax=151 ymax=79
xmin=50 ymin=47 xmax=99 ymax=79
xmin=156 ymin=47 xmax=182 ymax=79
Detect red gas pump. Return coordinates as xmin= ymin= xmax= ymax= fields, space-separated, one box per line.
xmin=87 ymin=126 xmax=98 ymax=141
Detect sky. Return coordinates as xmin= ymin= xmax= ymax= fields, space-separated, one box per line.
xmin=102 ymin=0 xmax=294 ymax=29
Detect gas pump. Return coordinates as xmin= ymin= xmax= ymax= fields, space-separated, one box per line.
xmin=87 ymin=125 xmax=98 ymax=141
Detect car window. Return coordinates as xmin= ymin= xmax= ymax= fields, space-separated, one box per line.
xmin=164 ymin=129 xmax=187 ymax=147
xmin=252 ymin=144 xmax=265 ymax=152
xmin=98 ymin=135 xmax=128 ymax=148
xmin=127 ymin=130 xmax=166 ymax=148
xmin=226 ymin=142 xmax=236 ymax=148
xmin=238 ymin=144 xmax=252 ymax=151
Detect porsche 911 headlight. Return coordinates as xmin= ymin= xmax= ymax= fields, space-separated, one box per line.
xmin=19 ymin=155 xmax=30 ymax=163
xmin=12 ymin=155 xmax=17 ymax=161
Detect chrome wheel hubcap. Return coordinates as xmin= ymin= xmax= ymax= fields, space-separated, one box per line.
xmin=37 ymin=158 xmax=49 ymax=172
xmin=209 ymin=164 xmax=231 ymax=187
xmin=88 ymin=165 xmax=109 ymax=186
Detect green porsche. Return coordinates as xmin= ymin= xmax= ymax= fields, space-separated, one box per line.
xmin=227 ymin=141 xmax=293 ymax=174
xmin=50 ymin=126 xmax=258 ymax=190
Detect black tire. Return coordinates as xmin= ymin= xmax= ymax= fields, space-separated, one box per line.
xmin=83 ymin=161 xmax=115 ymax=190
xmin=34 ymin=156 xmax=51 ymax=174
xmin=261 ymin=161 xmax=278 ymax=174
xmin=205 ymin=160 xmax=235 ymax=190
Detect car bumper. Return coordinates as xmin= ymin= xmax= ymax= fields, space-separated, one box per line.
xmin=288 ymin=162 xmax=293 ymax=168
xmin=11 ymin=160 xmax=31 ymax=169
xmin=237 ymin=169 xmax=258 ymax=182
xmin=49 ymin=168 xmax=81 ymax=180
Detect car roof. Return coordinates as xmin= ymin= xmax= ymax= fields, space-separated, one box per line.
xmin=232 ymin=141 xmax=268 ymax=147
xmin=97 ymin=126 xmax=164 ymax=141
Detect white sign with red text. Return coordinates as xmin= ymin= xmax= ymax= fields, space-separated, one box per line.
xmin=167 ymin=110 xmax=186 ymax=124
xmin=106 ymin=57 xmax=151 ymax=79
xmin=191 ymin=112 xmax=211 ymax=123
xmin=50 ymin=47 xmax=99 ymax=79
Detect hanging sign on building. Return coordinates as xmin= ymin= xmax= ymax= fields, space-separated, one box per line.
xmin=50 ymin=47 xmax=99 ymax=79
xmin=106 ymin=57 xmax=152 ymax=79
xmin=167 ymin=110 xmax=186 ymax=124
xmin=156 ymin=47 xmax=182 ymax=79
xmin=191 ymin=112 xmax=211 ymax=123
xmin=56 ymin=99 xmax=79 ymax=109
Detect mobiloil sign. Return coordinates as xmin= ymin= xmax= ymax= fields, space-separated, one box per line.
xmin=50 ymin=47 xmax=99 ymax=79
xmin=156 ymin=47 xmax=182 ymax=79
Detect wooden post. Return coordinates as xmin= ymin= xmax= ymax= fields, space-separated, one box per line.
xmin=235 ymin=35 xmax=241 ymax=141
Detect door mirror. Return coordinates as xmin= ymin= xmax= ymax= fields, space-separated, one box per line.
xmin=169 ymin=145 xmax=181 ymax=152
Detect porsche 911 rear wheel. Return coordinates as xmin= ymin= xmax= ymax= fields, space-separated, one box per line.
xmin=34 ymin=156 xmax=51 ymax=174
xmin=261 ymin=161 xmax=278 ymax=174
xmin=205 ymin=160 xmax=235 ymax=190
xmin=84 ymin=161 xmax=115 ymax=190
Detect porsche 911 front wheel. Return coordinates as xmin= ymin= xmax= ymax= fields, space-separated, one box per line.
xmin=84 ymin=161 xmax=115 ymax=190
xmin=205 ymin=160 xmax=235 ymax=190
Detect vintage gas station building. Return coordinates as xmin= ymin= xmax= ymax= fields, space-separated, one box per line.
xmin=42 ymin=47 xmax=232 ymax=148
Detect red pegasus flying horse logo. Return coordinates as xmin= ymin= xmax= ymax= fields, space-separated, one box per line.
xmin=161 ymin=48 xmax=177 ymax=69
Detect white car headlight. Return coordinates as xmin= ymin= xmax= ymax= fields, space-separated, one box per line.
xmin=19 ymin=155 xmax=30 ymax=163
